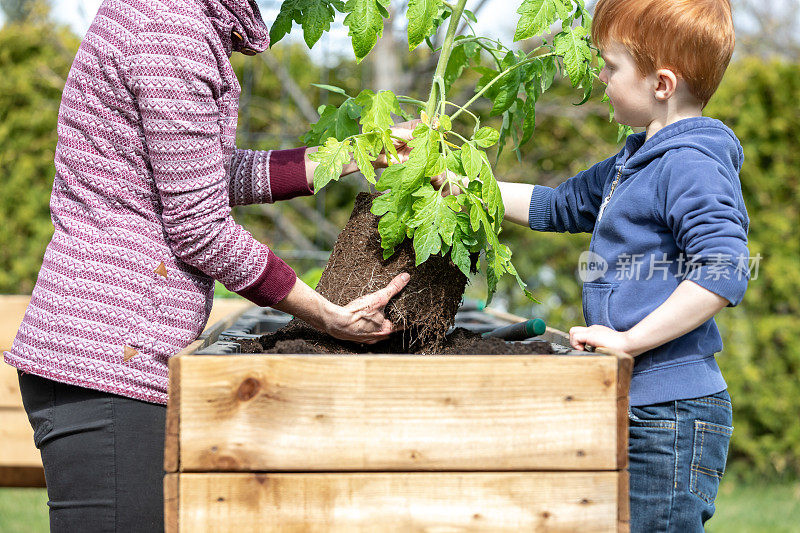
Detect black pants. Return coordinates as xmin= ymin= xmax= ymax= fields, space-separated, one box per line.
xmin=17 ymin=370 xmax=166 ymax=532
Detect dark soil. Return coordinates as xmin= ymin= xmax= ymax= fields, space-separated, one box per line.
xmin=240 ymin=192 xmax=554 ymax=356
xmin=285 ymin=192 xmax=469 ymax=352
xmin=238 ymin=327 xmax=554 ymax=355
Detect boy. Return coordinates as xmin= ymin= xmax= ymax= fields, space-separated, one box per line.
xmin=492 ymin=0 xmax=747 ymax=530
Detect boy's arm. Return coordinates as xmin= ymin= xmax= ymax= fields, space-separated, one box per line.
xmin=569 ymin=280 xmax=729 ymax=356
xmin=498 ymin=182 xmax=535 ymax=225
xmin=500 ymin=153 xmax=618 ymax=232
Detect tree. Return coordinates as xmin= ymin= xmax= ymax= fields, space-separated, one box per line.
xmin=0 ymin=20 xmax=79 ymax=293
xmin=0 ymin=0 xmax=50 ymax=23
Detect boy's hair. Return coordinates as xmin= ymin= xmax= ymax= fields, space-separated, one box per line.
xmin=591 ymin=0 xmax=735 ymax=106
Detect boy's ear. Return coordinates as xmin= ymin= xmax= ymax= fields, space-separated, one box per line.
xmin=653 ymin=68 xmax=678 ymax=101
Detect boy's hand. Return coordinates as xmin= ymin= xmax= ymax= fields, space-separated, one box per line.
xmin=569 ymin=325 xmax=637 ymax=355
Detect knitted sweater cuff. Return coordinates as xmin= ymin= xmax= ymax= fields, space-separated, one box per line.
xmin=528 ymin=185 xmax=555 ymax=231
xmin=236 ymin=250 xmax=298 ymax=306
xmin=269 ymin=147 xmax=313 ymax=200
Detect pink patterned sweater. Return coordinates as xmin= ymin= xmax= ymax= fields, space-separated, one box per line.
xmin=4 ymin=0 xmax=312 ymax=404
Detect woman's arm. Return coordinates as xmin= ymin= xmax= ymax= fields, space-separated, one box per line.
xmin=273 ymin=273 xmax=411 ymax=343
xmin=568 ymin=280 xmax=729 ymax=356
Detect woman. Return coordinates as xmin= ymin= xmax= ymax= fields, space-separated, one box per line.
xmin=4 ymin=0 xmax=413 ymax=530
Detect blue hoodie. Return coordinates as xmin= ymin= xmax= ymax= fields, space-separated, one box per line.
xmin=528 ymin=117 xmax=750 ymax=406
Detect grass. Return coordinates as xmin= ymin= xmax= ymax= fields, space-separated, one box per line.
xmin=1 ymin=481 xmax=798 ymax=531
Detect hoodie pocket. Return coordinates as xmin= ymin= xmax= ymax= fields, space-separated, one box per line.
xmin=582 ymin=281 xmax=618 ymax=328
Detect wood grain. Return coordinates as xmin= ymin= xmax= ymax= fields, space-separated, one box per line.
xmin=174 ymin=354 xmax=626 ymax=472
xmin=0 ymin=363 xmax=22 ymax=408
xmin=172 ymin=472 xmax=626 ymax=532
xmin=164 ymin=473 xmax=179 ymax=533
xmin=0 ymin=407 xmax=45 ymax=487
xmin=0 ymin=295 xmax=30 ymax=352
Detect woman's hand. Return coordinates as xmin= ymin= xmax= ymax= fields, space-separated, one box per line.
xmin=323 ymin=272 xmax=411 ymax=343
xmin=431 ymin=169 xmax=467 ymax=197
xmin=273 ymin=273 xmax=411 ymax=344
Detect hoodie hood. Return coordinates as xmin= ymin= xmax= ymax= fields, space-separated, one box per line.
xmin=195 ymin=0 xmax=270 ymax=56
xmin=617 ymin=117 xmax=744 ymax=178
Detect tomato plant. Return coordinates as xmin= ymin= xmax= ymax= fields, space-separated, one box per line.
xmin=271 ymin=0 xmax=611 ymax=302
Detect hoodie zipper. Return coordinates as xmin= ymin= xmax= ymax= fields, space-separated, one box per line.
xmin=597 ymin=165 xmax=623 ymax=222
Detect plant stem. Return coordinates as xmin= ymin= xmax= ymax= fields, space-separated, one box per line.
xmin=450 ymin=52 xmax=556 ymax=121
xmin=424 ymin=0 xmax=469 ymax=118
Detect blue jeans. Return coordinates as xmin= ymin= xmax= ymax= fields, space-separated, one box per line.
xmin=628 ymin=389 xmax=733 ymax=532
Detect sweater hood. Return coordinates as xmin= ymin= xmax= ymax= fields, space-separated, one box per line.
xmin=617 ymin=117 xmax=743 ymax=177
xmin=194 ymin=0 xmax=269 ymax=56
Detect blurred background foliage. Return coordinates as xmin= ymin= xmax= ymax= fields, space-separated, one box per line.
xmin=0 ymin=1 xmax=798 ymax=482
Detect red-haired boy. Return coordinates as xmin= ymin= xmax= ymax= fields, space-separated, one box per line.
xmin=497 ymin=0 xmax=746 ymax=530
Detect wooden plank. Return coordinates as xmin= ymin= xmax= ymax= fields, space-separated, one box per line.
xmin=174 ymin=472 xmax=625 ymax=532
xmin=175 ymin=354 xmax=625 ymax=472
xmin=0 ymin=362 xmax=22 ymax=408
xmin=616 ymin=353 xmax=633 ymax=470
xmin=0 ymin=466 xmax=46 ymax=488
xmin=0 ymin=295 xmax=30 ymax=352
xmin=165 ymin=356 xmax=183 ymax=473
xmin=0 ymin=407 xmax=46 ymax=487
xmin=0 ymin=408 xmax=41 ymax=466
xmin=618 ymin=469 xmax=630 ymax=532
xmin=167 ymin=301 xmax=250 ymax=472
xmin=164 ymin=473 xmax=179 ymax=533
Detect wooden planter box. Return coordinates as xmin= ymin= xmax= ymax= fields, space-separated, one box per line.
xmin=165 ymin=309 xmax=633 ymax=532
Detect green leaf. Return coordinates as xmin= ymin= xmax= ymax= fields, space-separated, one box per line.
xmin=480 ymin=160 xmax=503 ymax=223
xmin=311 ymin=83 xmax=351 ymax=97
xmin=343 ymin=0 xmax=389 ymax=62
xmin=474 ymin=126 xmax=500 ymax=148
xmin=353 ymin=135 xmax=377 ymax=184
xmin=450 ymin=236 xmax=471 ymax=277
xmin=408 ymin=184 xmax=458 ymax=264
xmin=443 ymin=39 xmax=479 ymax=91
xmin=407 ymin=0 xmax=444 ymax=51
xmin=355 ymin=89 xmax=401 ymax=133
xmin=617 ymin=124 xmax=634 ymax=143
xmin=539 ymin=54 xmax=559 ymax=93
xmin=309 ymin=138 xmax=352 ymax=191
xmin=554 ymin=25 xmax=592 ymax=87
xmin=445 ymin=149 xmax=465 ymax=175
xmin=520 ymin=96 xmax=536 ymax=146
xmin=514 ymin=0 xmax=561 ymax=41
xmin=461 ymin=142 xmax=482 ymax=180
xmin=490 ymin=51 xmax=523 ymax=116
xmin=302 ymin=0 xmax=336 ymax=48
xmin=301 ymin=99 xmax=361 ymax=145
xmin=269 ymin=0 xmax=300 ymax=47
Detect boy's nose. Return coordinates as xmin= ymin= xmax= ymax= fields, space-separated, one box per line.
xmin=599 ymin=68 xmax=608 ymax=84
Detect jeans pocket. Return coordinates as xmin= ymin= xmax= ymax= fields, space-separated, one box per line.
xmin=690 ymin=420 xmax=733 ymax=505
xmin=17 ymin=371 xmax=55 ymax=448
xmin=628 ymin=404 xmax=676 ymax=429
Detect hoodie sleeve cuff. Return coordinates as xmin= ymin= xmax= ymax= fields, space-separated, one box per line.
xmin=236 ymin=250 xmax=298 ymax=307
xmin=685 ymin=262 xmax=750 ymax=307
xmin=268 ymin=147 xmax=314 ymax=201
xmin=529 ymin=185 xmax=555 ymax=231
